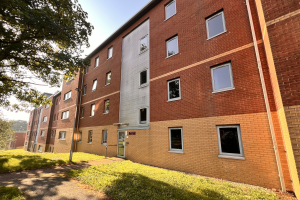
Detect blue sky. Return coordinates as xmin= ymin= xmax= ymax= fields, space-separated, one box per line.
xmin=3 ymin=0 xmax=151 ymax=121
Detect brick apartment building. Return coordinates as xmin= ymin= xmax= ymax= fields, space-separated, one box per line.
xmin=24 ymin=0 xmax=300 ymax=196
xmin=8 ymin=132 xmax=26 ymax=150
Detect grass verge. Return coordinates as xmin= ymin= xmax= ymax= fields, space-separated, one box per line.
xmin=66 ymin=160 xmax=279 ymax=200
xmin=0 ymin=149 xmax=105 ymax=173
xmin=0 ymin=187 xmax=25 ymax=200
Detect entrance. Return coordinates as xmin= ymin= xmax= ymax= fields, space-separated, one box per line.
xmin=117 ymin=131 xmax=125 ymax=157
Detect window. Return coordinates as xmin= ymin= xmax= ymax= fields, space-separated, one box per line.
xmin=51 ymin=130 xmax=54 ymax=138
xmin=25 ymin=142 xmax=28 ymax=146
xmin=91 ymin=104 xmax=95 ymax=116
xmin=88 ymin=131 xmax=93 ymax=143
xmin=106 ymin=72 xmax=111 ymax=85
xmin=41 ymin=130 xmax=45 ymax=136
xmin=86 ymin=66 xmax=89 ymax=74
xmin=95 ymin=57 xmax=99 ymax=68
xmin=206 ymin=11 xmax=226 ymax=39
xmin=43 ymin=116 xmax=47 ymax=122
xmin=57 ymin=113 xmax=59 ymax=120
xmin=29 ymin=122 xmax=31 ymax=126
xmin=78 ymin=131 xmax=82 ymax=142
xmin=61 ymin=111 xmax=69 ymax=120
xmin=108 ymin=46 xmax=113 ymax=59
xmin=27 ymin=132 xmax=29 ymax=136
xmin=56 ymin=99 xmax=58 ymax=105
xmin=140 ymin=108 xmax=147 ymax=124
xmin=38 ymin=145 xmax=42 ymax=152
xmin=104 ymin=100 xmax=109 ymax=114
xmin=54 ymin=114 xmax=56 ymax=121
xmin=140 ymin=70 xmax=147 ymax=86
xmin=92 ymin=79 xmax=97 ymax=91
xmin=30 ymin=112 xmax=33 ymax=116
xmin=211 ymin=63 xmax=234 ymax=93
xmin=165 ymin=0 xmax=176 ymax=20
xmin=81 ymin=107 xmax=84 ymax=118
xmin=64 ymin=91 xmax=72 ymax=100
xmin=58 ymin=131 xmax=66 ymax=140
xmin=45 ymin=104 xmax=49 ymax=109
xmin=166 ymin=36 xmax=178 ymax=58
xmin=169 ymin=128 xmax=183 ymax=153
xmin=168 ymin=78 xmax=181 ymax=101
xmin=83 ymin=85 xmax=87 ymax=95
xmin=217 ymin=125 xmax=244 ymax=158
xmin=140 ymin=35 xmax=148 ymax=53
xmin=102 ymin=130 xmax=107 ymax=145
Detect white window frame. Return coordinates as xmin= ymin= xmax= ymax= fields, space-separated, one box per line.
xmin=43 ymin=116 xmax=47 ymax=122
xmin=169 ymin=127 xmax=184 ymax=153
xmin=92 ymin=79 xmax=97 ymax=91
xmin=104 ymin=100 xmax=109 ymax=114
xmin=166 ymin=36 xmax=179 ymax=58
xmin=216 ymin=125 xmax=244 ymax=159
xmin=139 ymin=35 xmax=148 ymax=54
xmin=83 ymin=85 xmax=87 ymax=95
xmin=165 ymin=0 xmax=176 ymax=20
xmin=102 ymin=130 xmax=107 ymax=145
xmin=139 ymin=69 xmax=148 ymax=87
xmin=95 ymin=57 xmax=99 ymax=68
xmin=206 ymin=11 xmax=227 ymax=40
xmin=61 ymin=111 xmax=69 ymax=120
xmin=64 ymin=91 xmax=72 ymax=100
xmin=167 ymin=78 xmax=181 ymax=102
xmin=88 ymin=130 xmax=93 ymax=144
xmin=211 ymin=63 xmax=234 ymax=93
xmin=58 ymin=131 xmax=66 ymax=140
xmin=41 ymin=130 xmax=45 ymax=137
xmin=91 ymin=104 xmax=95 ymax=116
xmin=108 ymin=46 xmax=113 ymax=59
xmin=139 ymin=107 xmax=147 ymax=124
xmin=106 ymin=72 xmax=111 ymax=85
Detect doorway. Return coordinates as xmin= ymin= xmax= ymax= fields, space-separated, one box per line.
xmin=117 ymin=131 xmax=125 ymax=158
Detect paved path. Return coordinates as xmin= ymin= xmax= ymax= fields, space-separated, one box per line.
xmin=0 ymin=158 xmax=123 ymax=200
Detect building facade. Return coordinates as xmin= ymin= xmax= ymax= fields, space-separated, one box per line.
xmin=24 ymin=0 xmax=300 ymax=197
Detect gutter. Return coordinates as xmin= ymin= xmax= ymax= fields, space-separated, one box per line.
xmin=75 ymin=71 xmax=84 ymax=152
xmin=245 ymin=0 xmax=286 ymax=192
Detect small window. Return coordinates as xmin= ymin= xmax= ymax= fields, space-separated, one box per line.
xmin=81 ymin=107 xmax=84 ymax=118
xmin=166 ymin=36 xmax=179 ymax=58
xmin=43 ymin=116 xmax=47 ymax=122
xmin=91 ymin=104 xmax=95 ymax=116
xmin=45 ymin=104 xmax=49 ymax=109
xmin=95 ymin=57 xmax=99 ymax=68
xmin=165 ymin=0 xmax=176 ymax=20
xmin=168 ymin=78 xmax=181 ymax=101
xmin=92 ymin=79 xmax=97 ymax=91
xmin=29 ymin=122 xmax=31 ymax=126
xmin=78 ymin=131 xmax=82 ymax=142
xmin=169 ymin=128 xmax=183 ymax=153
xmin=217 ymin=125 xmax=244 ymax=158
xmin=64 ymin=91 xmax=72 ymax=100
xmin=206 ymin=11 xmax=226 ymax=39
xmin=140 ymin=108 xmax=147 ymax=124
xmin=102 ymin=130 xmax=107 ymax=144
xmin=58 ymin=131 xmax=66 ymax=140
xmin=104 ymin=100 xmax=109 ymax=114
xmin=51 ymin=130 xmax=54 ymax=138
xmin=38 ymin=145 xmax=42 ymax=152
xmin=211 ymin=63 xmax=234 ymax=93
xmin=25 ymin=142 xmax=28 ymax=146
xmin=108 ymin=46 xmax=113 ymax=59
xmin=61 ymin=111 xmax=69 ymax=120
xmin=140 ymin=35 xmax=148 ymax=53
xmin=86 ymin=66 xmax=89 ymax=74
xmin=54 ymin=114 xmax=56 ymax=121
xmin=27 ymin=132 xmax=29 ymax=136
xmin=140 ymin=70 xmax=147 ymax=86
xmin=41 ymin=130 xmax=45 ymax=136
xmin=83 ymin=85 xmax=87 ymax=95
xmin=88 ymin=131 xmax=93 ymax=143
xmin=106 ymin=72 xmax=111 ymax=85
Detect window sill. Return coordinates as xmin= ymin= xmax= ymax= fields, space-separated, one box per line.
xmin=212 ymin=87 xmax=235 ymax=94
xmin=168 ymin=150 xmax=184 ymax=154
xmin=87 ymin=142 xmax=92 ymax=144
xmin=102 ymin=143 xmax=107 ymax=146
xmin=64 ymin=98 xmax=71 ymax=101
xmin=139 ymin=84 xmax=148 ymax=89
xmin=139 ymin=49 xmax=148 ymax=55
xmin=166 ymin=52 xmax=179 ymax=59
xmin=167 ymin=97 xmax=181 ymax=102
xmin=58 ymin=139 xmax=66 ymax=141
xmin=92 ymin=89 xmax=96 ymax=92
xmin=105 ymin=83 xmax=111 ymax=86
xmin=90 ymin=115 xmax=94 ymax=117
xmin=218 ymin=155 xmax=245 ymax=160
xmin=61 ymin=118 xmax=69 ymax=121
xmin=103 ymin=112 xmax=109 ymax=115
xmin=165 ymin=13 xmax=177 ymax=21
xmin=80 ymin=117 xmax=84 ymax=119
xmin=78 ymin=141 xmax=81 ymax=143
xmin=207 ymin=30 xmax=227 ymax=41
xmin=107 ymin=57 xmax=112 ymax=60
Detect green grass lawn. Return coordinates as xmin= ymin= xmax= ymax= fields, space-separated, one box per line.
xmin=0 ymin=187 xmax=25 ymax=200
xmin=0 ymin=149 xmax=105 ymax=173
xmin=66 ymin=161 xmax=279 ymax=200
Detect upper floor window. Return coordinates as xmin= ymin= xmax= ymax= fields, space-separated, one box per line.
xmin=165 ymin=0 xmax=176 ymax=20
xmin=27 ymin=132 xmax=29 ymax=136
xmin=45 ymin=104 xmax=49 ymax=109
xmin=92 ymin=79 xmax=97 ymax=91
xmin=91 ymin=104 xmax=95 ymax=116
xmin=54 ymin=114 xmax=56 ymax=121
xmin=29 ymin=122 xmax=31 ymax=126
xmin=166 ymin=36 xmax=178 ymax=58
xmin=81 ymin=107 xmax=84 ymax=118
xmin=140 ymin=35 xmax=148 ymax=53
xmin=86 ymin=66 xmax=89 ymax=74
xmin=140 ymin=70 xmax=148 ymax=86
xmin=104 ymin=100 xmax=109 ymax=114
xmin=41 ymin=130 xmax=45 ymax=136
xmin=83 ymin=85 xmax=87 ymax=95
xmin=64 ymin=91 xmax=71 ymax=100
xmin=211 ymin=63 xmax=234 ymax=93
xmin=168 ymin=78 xmax=181 ymax=101
xmin=140 ymin=108 xmax=147 ymax=124
xmin=61 ymin=110 xmax=69 ymax=120
xmin=95 ymin=57 xmax=99 ymax=68
xmin=43 ymin=116 xmax=47 ymax=122
xmin=106 ymin=72 xmax=111 ymax=85
xmin=108 ymin=46 xmax=113 ymax=59
xmin=206 ymin=11 xmax=226 ymax=39
xmin=56 ymin=98 xmax=58 ymax=105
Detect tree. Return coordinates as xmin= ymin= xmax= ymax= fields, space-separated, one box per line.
xmin=0 ymin=0 xmax=93 ymax=111
xmin=0 ymin=114 xmax=14 ymax=149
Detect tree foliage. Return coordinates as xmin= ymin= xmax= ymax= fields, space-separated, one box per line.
xmin=0 ymin=114 xmax=14 ymax=149
xmin=0 ymin=0 xmax=93 ymax=111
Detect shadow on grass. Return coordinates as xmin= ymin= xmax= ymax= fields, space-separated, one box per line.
xmin=0 ymin=186 xmax=23 ymax=200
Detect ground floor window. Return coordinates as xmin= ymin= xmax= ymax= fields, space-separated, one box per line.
xmin=58 ymin=131 xmax=66 ymax=140
xmin=217 ymin=125 xmax=244 ymax=158
xmin=38 ymin=145 xmax=42 ymax=152
xmin=78 ymin=131 xmax=82 ymax=142
xmin=102 ymin=130 xmax=107 ymax=145
xmin=169 ymin=127 xmax=183 ymax=153
xmin=88 ymin=131 xmax=93 ymax=144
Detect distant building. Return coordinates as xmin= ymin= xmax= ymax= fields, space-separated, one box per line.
xmin=8 ymin=132 xmax=26 ymax=149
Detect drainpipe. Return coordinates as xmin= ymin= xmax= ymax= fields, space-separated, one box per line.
xmin=245 ymin=0 xmax=286 ymax=192
xmin=75 ymin=70 xmax=84 ymax=152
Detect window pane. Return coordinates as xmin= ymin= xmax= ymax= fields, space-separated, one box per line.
xmin=166 ymin=1 xmax=176 ymax=19
xmin=106 ymin=72 xmax=111 ymax=85
xmin=140 ymin=36 xmax=148 ymax=52
xmin=140 ymin=108 xmax=147 ymax=123
xmin=213 ymin=65 xmax=232 ymax=91
xmin=140 ymin=70 xmax=147 ymax=85
xmin=167 ymin=37 xmax=178 ymax=57
xmin=84 ymin=85 xmax=87 ymax=95
xmin=103 ymin=130 xmax=107 ymax=143
xmin=108 ymin=47 xmax=113 ymax=58
xmin=170 ymin=129 xmax=182 ymax=149
xmin=208 ymin=13 xmax=225 ymax=38
xmin=169 ymin=79 xmax=180 ymax=99
xmin=81 ymin=107 xmax=84 ymax=118
xmin=105 ymin=100 xmax=109 ymax=113
xmin=95 ymin=57 xmax=99 ymax=67
xmin=92 ymin=80 xmax=97 ymax=91
xmin=219 ymin=128 xmax=240 ymax=154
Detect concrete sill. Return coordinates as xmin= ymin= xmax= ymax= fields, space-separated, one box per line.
xmin=168 ymin=150 xmax=184 ymax=154
xmin=218 ymin=155 xmax=245 ymax=160
xmin=103 ymin=112 xmax=109 ymax=115
xmin=139 ymin=84 xmax=148 ymax=89
xmin=166 ymin=52 xmax=179 ymax=59
xmin=167 ymin=98 xmax=181 ymax=102
xmin=212 ymin=87 xmax=235 ymax=94
xmin=87 ymin=142 xmax=92 ymax=145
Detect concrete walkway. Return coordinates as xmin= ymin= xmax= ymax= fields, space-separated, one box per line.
xmin=0 ymin=158 xmax=123 ymax=200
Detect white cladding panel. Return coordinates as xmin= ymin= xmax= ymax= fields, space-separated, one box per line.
xmin=119 ymin=20 xmax=150 ymax=128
